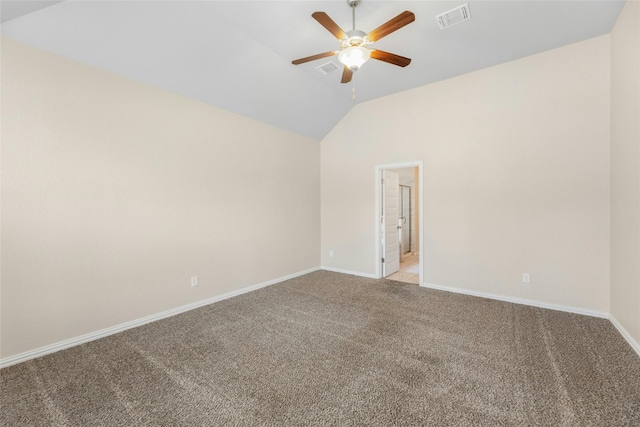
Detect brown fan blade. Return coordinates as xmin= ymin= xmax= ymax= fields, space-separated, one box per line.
xmin=370 ymin=50 xmax=411 ymax=67
xmin=367 ymin=11 xmax=415 ymax=42
xmin=341 ymin=66 xmax=353 ymax=84
xmin=292 ymin=51 xmax=337 ymax=65
xmin=312 ymin=11 xmax=347 ymax=40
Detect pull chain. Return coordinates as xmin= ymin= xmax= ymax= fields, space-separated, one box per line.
xmin=352 ymin=82 xmax=356 ymax=100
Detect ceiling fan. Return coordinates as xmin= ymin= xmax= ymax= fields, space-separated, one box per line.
xmin=292 ymin=0 xmax=415 ymax=84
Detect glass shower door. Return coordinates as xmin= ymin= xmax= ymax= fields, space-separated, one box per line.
xmin=399 ymin=185 xmax=411 ymax=258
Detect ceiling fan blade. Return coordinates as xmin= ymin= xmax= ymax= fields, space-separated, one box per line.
xmin=367 ymin=11 xmax=415 ymax=42
xmin=292 ymin=51 xmax=337 ymax=65
xmin=341 ymin=66 xmax=353 ymax=84
xmin=370 ymin=50 xmax=411 ymax=67
xmin=312 ymin=11 xmax=347 ymax=40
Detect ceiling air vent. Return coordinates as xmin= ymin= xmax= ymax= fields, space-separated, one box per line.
xmin=436 ymin=3 xmax=471 ymax=30
xmin=315 ymin=61 xmax=340 ymax=75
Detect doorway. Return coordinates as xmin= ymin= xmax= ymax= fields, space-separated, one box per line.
xmin=375 ymin=162 xmax=423 ymax=285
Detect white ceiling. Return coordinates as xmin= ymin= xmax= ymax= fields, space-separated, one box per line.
xmin=0 ymin=0 xmax=625 ymax=140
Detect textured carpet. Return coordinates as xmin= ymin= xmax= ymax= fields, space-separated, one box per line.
xmin=2 ymin=270 xmax=639 ymax=426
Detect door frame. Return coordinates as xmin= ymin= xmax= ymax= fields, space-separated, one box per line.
xmin=375 ymin=161 xmax=424 ymax=284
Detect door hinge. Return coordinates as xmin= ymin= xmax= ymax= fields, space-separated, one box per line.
xmin=381 ymin=257 xmax=385 ymax=263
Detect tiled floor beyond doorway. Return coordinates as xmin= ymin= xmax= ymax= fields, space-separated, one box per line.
xmin=386 ymin=254 xmax=420 ymax=284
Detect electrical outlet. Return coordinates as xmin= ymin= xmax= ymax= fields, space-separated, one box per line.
xmin=329 ymin=250 xmax=334 ymax=258
xmin=522 ymin=273 xmax=531 ymax=284
xmin=191 ymin=276 xmax=198 ymax=287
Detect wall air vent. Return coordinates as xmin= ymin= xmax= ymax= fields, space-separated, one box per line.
xmin=315 ymin=61 xmax=340 ymax=75
xmin=436 ymin=3 xmax=471 ymax=30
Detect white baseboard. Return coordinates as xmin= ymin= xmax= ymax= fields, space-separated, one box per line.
xmin=0 ymin=267 xmax=321 ymax=369
xmin=609 ymin=315 xmax=640 ymax=357
xmin=321 ymin=266 xmax=377 ymax=279
xmin=4 ymin=269 xmax=635 ymax=368
xmin=420 ymin=282 xmax=610 ymax=319
xmin=422 ymin=282 xmax=640 ymax=357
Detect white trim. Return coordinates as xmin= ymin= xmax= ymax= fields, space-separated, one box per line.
xmin=321 ymin=266 xmax=376 ymax=279
xmin=609 ymin=315 xmax=640 ymax=357
xmin=420 ymin=282 xmax=609 ymax=319
xmin=374 ymin=162 xmax=424 ymax=286
xmin=0 ymin=267 xmax=321 ymax=369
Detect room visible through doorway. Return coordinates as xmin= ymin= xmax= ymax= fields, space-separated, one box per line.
xmin=376 ymin=163 xmax=422 ymax=285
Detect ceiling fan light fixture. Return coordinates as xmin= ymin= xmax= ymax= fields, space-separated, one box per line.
xmin=338 ymin=46 xmax=370 ymax=71
xmin=291 ymin=3 xmax=415 ymax=84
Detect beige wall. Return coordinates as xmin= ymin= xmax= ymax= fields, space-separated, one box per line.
xmin=321 ymin=35 xmax=611 ymax=313
xmin=610 ymin=0 xmax=640 ymax=345
xmin=0 ymin=39 xmax=320 ymax=359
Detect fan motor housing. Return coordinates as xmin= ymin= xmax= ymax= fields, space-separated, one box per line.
xmin=341 ymin=30 xmax=370 ymax=48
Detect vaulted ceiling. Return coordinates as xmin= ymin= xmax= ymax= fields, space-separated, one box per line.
xmin=1 ymin=1 xmax=625 ymax=140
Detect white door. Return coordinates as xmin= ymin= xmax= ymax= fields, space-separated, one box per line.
xmin=382 ymin=170 xmax=400 ymax=277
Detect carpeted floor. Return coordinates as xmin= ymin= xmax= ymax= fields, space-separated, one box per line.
xmin=2 ymin=270 xmax=639 ymax=426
